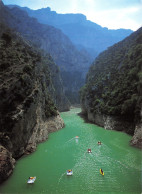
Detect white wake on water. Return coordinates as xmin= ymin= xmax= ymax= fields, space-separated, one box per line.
xmin=58 ymin=172 xmax=66 ymax=184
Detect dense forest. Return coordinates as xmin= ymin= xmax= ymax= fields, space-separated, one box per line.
xmin=0 ymin=26 xmax=59 ymax=133
xmin=80 ymin=27 xmax=142 ymax=135
xmin=1 ymin=4 xmax=92 ymax=104
xmin=5 ymin=4 xmax=132 ymax=104
xmin=0 ymin=24 xmax=67 ymax=182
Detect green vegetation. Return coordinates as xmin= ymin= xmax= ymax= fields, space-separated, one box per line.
xmin=80 ymin=28 xmax=142 ymax=126
xmin=0 ymin=29 xmax=58 ymax=133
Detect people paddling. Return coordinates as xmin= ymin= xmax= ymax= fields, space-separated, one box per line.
xmin=100 ymin=168 xmax=104 ymax=175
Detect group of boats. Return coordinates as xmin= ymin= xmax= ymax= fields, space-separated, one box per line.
xmin=27 ymin=137 xmax=103 ymax=183
xmin=65 ymin=139 xmax=104 ymax=176
xmin=87 ymin=141 xmax=104 ymax=176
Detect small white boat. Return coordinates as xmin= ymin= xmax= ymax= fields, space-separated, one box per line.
xmin=67 ymin=170 xmax=73 ymax=176
xmin=27 ymin=176 xmax=36 ymax=184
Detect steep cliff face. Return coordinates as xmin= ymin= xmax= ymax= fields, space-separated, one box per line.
xmin=0 ymin=28 xmax=65 ymax=183
xmin=0 ymin=145 xmax=15 ymax=183
xmin=80 ymin=28 xmax=142 ymax=148
xmin=1 ymin=3 xmax=92 ymax=104
xmin=0 ymin=1 xmax=71 ymax=109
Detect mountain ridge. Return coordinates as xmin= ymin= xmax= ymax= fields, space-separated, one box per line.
xmin=8 ymin=5 xmax=133 ymax=58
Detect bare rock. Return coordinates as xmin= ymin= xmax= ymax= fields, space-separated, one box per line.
xmin=130 ymin=123 xmax=142 ymax=149
xmin=0 ymin=145 xmax=15 ymax=184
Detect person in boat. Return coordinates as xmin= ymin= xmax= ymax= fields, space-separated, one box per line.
xmin=88 ymin=148 xmax=92 ymax=153
xmin=100 ymin=168 xmax=103 ymax=174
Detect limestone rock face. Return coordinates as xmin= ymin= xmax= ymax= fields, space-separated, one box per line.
xmin=130 ymin=124 xmax=142 ymax=149
xmin=87 ymin=111 xmax=134 ymax=134
xmin=130 ymin=107 xmax=142 ymax=149
xmin=0 ymin=146 xmax=15 ymax=183
xmin=25 ymin=111 xmax=64 ymax=154
xmin=81 ymin=106 xmax=142 ymax=148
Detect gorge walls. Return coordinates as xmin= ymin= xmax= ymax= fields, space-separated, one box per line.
xmin=0 ymin=28 xmax=64 ymax=183
xmin=80 ymin=28 xmax=142 ymax=149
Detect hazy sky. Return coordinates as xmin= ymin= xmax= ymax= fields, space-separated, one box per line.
xmin=2 ymin=0 xmax=142 ymax=30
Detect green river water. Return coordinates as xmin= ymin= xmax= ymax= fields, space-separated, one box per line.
xmin=0 ymin=108 xmax=141 ymax=194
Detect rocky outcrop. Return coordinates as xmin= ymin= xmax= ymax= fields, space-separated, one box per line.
xmin=130 ymin=107 xmax=142 ymax=149
xmin=81 ymin=102 xmax=141 ymax=148
xmin=0 ymin=146 xmax=15 ymax=183
xmin=81 ymin=98 xmax=134 ymax=134
xmin=130 ymin=123 xmax=142 ymax=149
xmin=0 ymin=113 xmax=64 ymax=184
xmin=25 ymin=112 xmax=64 ymax=154
xmin=87 ymin=111 xmax=134 ymax=134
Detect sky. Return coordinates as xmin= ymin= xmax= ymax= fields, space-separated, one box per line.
xmin=2 ymin=0 xmax=142 ymax=31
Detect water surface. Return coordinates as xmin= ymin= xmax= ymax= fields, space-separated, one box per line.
xmin=0 ymin=108 xmax=141 ymax=193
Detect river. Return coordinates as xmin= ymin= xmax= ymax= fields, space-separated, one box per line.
xmin=0 ymin=108 xmax=141 ymax=194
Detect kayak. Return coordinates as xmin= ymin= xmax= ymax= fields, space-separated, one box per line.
xmin=100 ymin=169 xmax=104 ymax=176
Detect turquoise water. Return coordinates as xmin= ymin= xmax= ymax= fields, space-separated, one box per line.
xmin=0 ymin=108 xmax=141 ymax=194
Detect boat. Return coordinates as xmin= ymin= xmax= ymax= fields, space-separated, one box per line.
xmin=27 ymin=176 xmax=36 ymax=183
xmin=98 ymin=141 xmax=102 ymax=145
xmin=67 ymin=169 xmax=73 ymax=176
xmin=87 ymin=148 xmax=92 ymax=153
xmin=100 ymin=169 xmax=104 ymax=176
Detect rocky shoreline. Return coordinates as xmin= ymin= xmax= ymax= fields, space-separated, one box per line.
xmin=80 ymin=106 xmax=142 ymax=149
xmin=0 ymin=114 xmax=64 ymax=184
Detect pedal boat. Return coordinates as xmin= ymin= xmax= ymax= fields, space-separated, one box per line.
xmin=67 ymin=169 xmax=73 ymax=176
xmin=27 ymin=176 xmax=36 ymax=183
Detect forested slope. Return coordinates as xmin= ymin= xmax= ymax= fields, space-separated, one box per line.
xmin=80 ymin=28 xmax=142 ymax=147
xmin=1 ymin=2 xmax=92 ymax=104
xmin=0 ymin=22 xmax=67 ymax=182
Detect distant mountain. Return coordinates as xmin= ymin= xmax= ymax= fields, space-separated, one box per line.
xmin=1 ymin=3 xmax=92 ymax=104
xmin=10 ymin=6 xmax=133 ymax=58
xmin=80 ymin=27 xmax=142 ymax=147
xmin=0 ymin=1 xmax=70 ymax=111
